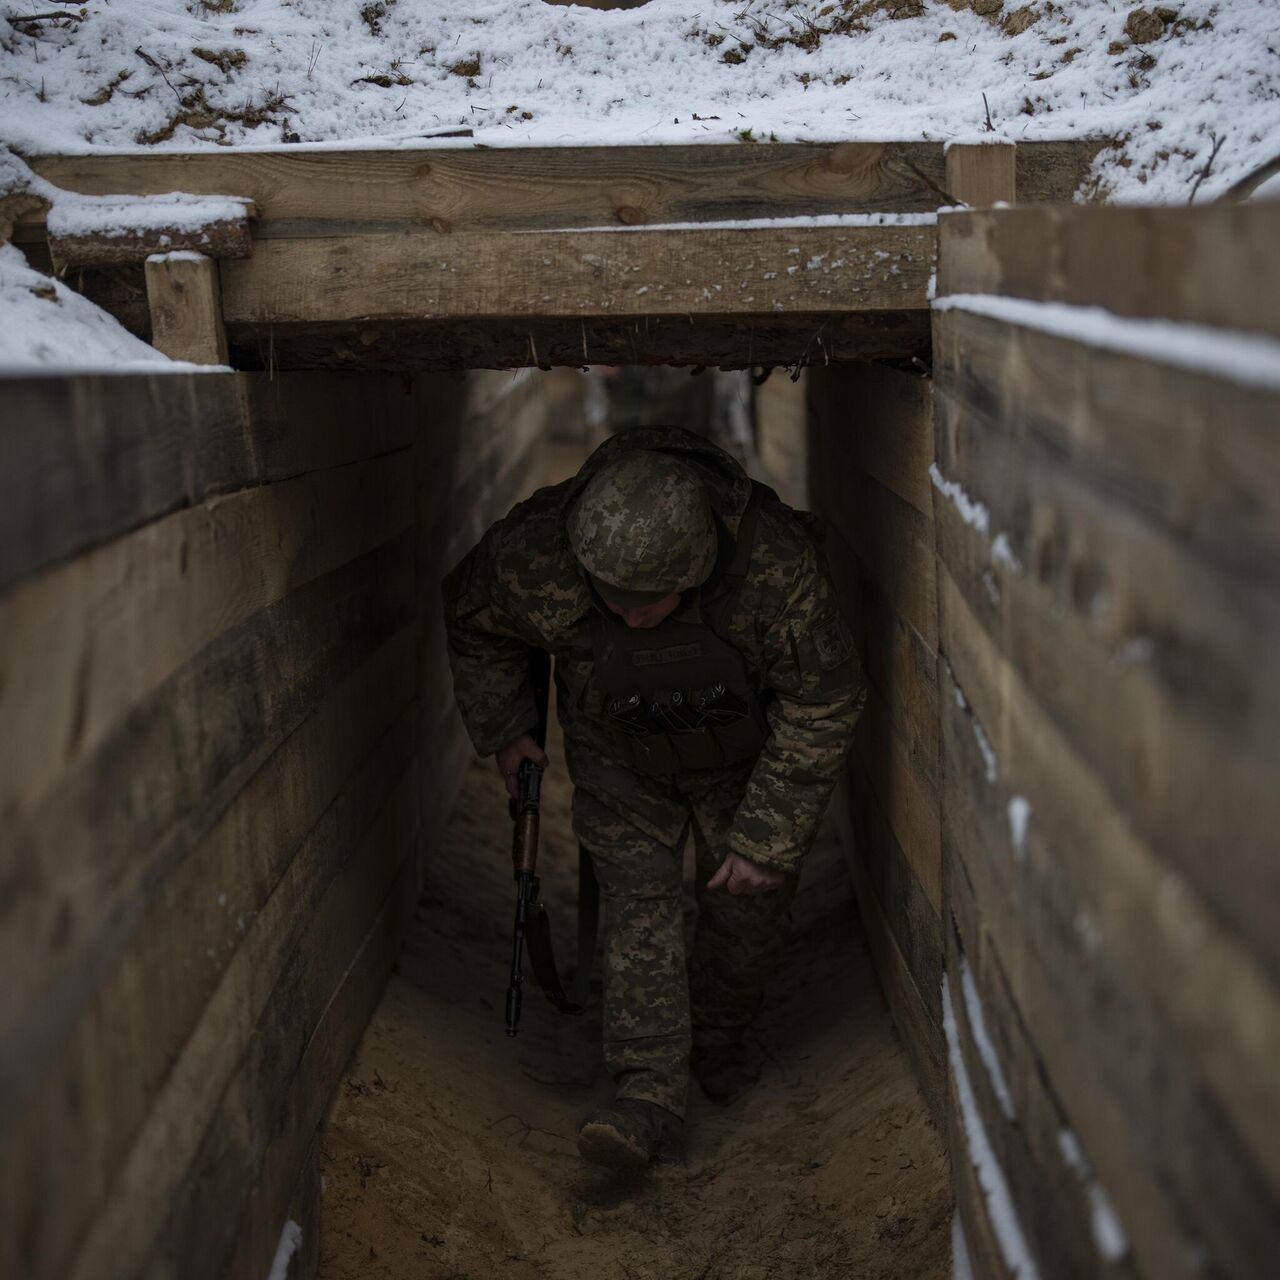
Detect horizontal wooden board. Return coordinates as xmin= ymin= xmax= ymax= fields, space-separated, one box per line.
xmin=0 ymin=534 xmax=416 ymax=1087
xmin=0 ymin=628 xmax=416 ymax=1280
xmin=0 ymin=372 xmax=422 ymax=590
xmin=822 ymin=520 xmax=941 ymax=787
xmin=0 ymin=451 xmax=415 ymax=836
xmin=932 ymin=307 xmax=1280 ymax=586
xmin=228 ymin=309 xmax=934 ymax=372
xmin=62 ymin=740 xmax=419 ymax=1280
xmin=24 ymin=142 xmax=1100 ymax=233
xmin=939 ymin=572 xmax=1280 ymax=1278
xmin=218 ymin=223 xmax=936 ymax=325
xmin=819 ymin=463 xmax=938 ymax=652
xmin=847 ymin=747 xmax=943 ymax=1024
xmin=809 ymin=362 xmax=935 ymax=517
xmin=937 ymin=203 xmax=1280 ymax=336
xmin=139 ymin=777 xmax=421 ymax=1280
xmin=933 ymin=405 xmax=1280 ymax=985
xmin=948 ymin=864 xmax=1140 ymax=1280
xmin=851 ymin=682 xmax=942 ymax=917
xmin=49 ymin=207 xmax=253 ymax=269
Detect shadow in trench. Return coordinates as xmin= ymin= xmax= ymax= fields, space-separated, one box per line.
xmin=316 ymin=698 xmax=952 ymax=1279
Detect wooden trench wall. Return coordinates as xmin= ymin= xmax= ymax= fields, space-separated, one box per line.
xmin=809 ymin=200 xmax=1280 ymax=1279
xmin=0 ymin=368 xmax=545 ymax=1280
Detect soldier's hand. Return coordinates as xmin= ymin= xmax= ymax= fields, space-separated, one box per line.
xmin=495 ymin=734 xmax=548 ymax=801
xmin=707 ymin=852 xmax=787 ymax=896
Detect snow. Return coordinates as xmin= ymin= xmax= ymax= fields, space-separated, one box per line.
xmin=47 ymin=191 xmax=253 ymax=238
xmin=952 ymin=1209 xmax=976 ymax=1280
xmin=929 ymin=463 xmax=990 ymax=535
xmin=933 ymin=293 xmax=1280 ymax=391
xmin=1007 ymin=796 xmax=1032 ymax=862
xmin=265 ymin=1219 xmax=302 ymax=1280
xmin=558 ymin=212 xmax=939 ymax=233
xmin=1057 ymin=1129 xmax=1131 ymax=1263
xmin=0 ymin=1 xmax=1276 ymax=203
xmin=0 ymin=242 xmax=217 ymax=374
xmin=943 ymin=974 xmax=1040 ymax=1280
xmin=953 ymin=677 xmax=1000 ymax=785
xmin=959 ymin=953 xmax=1017 ymax=1122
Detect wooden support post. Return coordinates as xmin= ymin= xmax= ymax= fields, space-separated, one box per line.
xmin=145 ymin=252 xmax=229 ymax=366
xmin=945 ymin=143 xmax=1017 ymax=208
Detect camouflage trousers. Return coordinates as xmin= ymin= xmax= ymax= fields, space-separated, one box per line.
xmin=569 ymin=755 xmax=798 ymax=1118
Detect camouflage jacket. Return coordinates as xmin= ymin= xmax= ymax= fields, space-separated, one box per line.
xmin=441 ymin=426 xmax=865 ymax=874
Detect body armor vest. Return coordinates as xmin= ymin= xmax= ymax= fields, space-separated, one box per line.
xmin=589 ymin=483 xmax=770 ymax=776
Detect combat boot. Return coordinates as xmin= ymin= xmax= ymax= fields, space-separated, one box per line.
xmin=691 ymin=1039 xmax=761 ymax=1105
xmin=576 ymin=1098 xmax=684 ymax=1170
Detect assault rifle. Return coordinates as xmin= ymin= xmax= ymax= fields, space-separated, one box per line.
xmin=504 ymin=649 xmax=598 ymax=1038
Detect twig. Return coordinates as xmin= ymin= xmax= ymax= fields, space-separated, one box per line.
xmin=982 ymin=92 xmax=994 ymax=133
xmin=1187 ymin=132 xmax=1226 ymax=205
xmin=134 ymin=46 xmax=184 ymax=104
xmin=7 ymin=10 xmax=83 ymax=27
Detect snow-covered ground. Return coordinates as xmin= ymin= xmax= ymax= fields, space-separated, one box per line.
xmin=0 ymin=0 xmax=1277 ymax=203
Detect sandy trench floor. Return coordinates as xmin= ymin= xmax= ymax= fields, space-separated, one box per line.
xmin=315 ymin=720 xmax=952 ymax=1280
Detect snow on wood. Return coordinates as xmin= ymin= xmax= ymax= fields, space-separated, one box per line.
xmin=943 ymin=975 xmax=1041 ymax=1280
xmin=959 ymin=954 xmax=1017 ymax=1123
xmin=933 ymin=293 xmax=1280 ymax=392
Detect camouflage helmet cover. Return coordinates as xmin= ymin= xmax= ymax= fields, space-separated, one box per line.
xmin=567 ymin=451 xmax=718 ymax=597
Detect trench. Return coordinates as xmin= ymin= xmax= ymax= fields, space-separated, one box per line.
xmin=313 ymin=428 xmax=952 ymax=1280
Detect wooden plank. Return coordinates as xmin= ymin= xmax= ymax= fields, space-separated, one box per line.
xmin=938 ymin=570 xmax=1280 ymax=1278
xmin=139 ymin=785 xmax=421 ymax=1280
xmin=0 ymin=534 xmax=416 ymax=1102
xmin=945 ymin=143 xmax=1016 ymax=208
xmin=145 ymin=252 xmax=229 ymax=365
xmin=932 ymin=402 xmax=1280 ymax=985
xmin=0 ymin=628 xmax=415 ymax=1280
xmin=851 ymin=681 xmax=942 ymax=916
xmin=831 ymin=778 xmax=945 ymax=1120
xmin=847 ymin=746 xmax=944 ymax=1020
xmin=937 ymin=203 xmax=1280 ymax=336
xmin=0 ymin=372 xmax=421 ymax=590
xmin=947 ymin=864 xmax=1141 ymax=1280
xmin=947 ymin=1081 xmax=1017 ymax=1280
xmin=0 ymin=450 xmax=415 ymax=845
xmin=820 ymin=463 xmax=938 ymax=651
xmin=48 ymin=203 xmax=254 ymax=270
xmin=823 ymin=525 xmax=940 ymax=789
xmin=932 ymin=307 xmax=1280 ymax=584
xmin=27 ymin=144 xmax=957 ymax=230
xmin=22 ymin=143 xmax=1102 ymax=235
xmin=1012 ymin=138 xmax=1106 ymax=205
xmin=227 ymin=309 xmax=934 ymax=373
xmin=808 ymin=362 xmax=935 ymax=517
xmin=218 ymin=223 xmax=936 ymax=325
xmin=57 ymin=722 xmax=419 ymax=1280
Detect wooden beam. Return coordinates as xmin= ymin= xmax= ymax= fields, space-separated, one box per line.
xmin=218 ymin=222 xmax=936 ymax=326
xmin=48 ymin=202 xmax=254 ymax=270
xmin=945 ymin=143 xmax=1017 ymax=208
xmin=21 ymin=140 xmax=1103 ymax=235
xmin=145 ymin=252 xmax=229 ymax=365
xmin=936 ymin=202 xmax=1280 ymax=335
xmin=227 ymin=310 xmax=932 ymax=371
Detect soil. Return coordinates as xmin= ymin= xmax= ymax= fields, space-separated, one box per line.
xmin=316 ymin=715 xmax=953 ymax=1279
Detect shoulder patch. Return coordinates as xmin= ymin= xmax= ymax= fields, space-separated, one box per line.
xmin=813 ymin=615 xmax=854 ymax=671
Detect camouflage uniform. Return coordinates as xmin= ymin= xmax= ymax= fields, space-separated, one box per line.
xmin=442 ymin=426 xmax=864 ymax=1116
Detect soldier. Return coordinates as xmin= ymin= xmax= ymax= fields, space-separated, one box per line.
xmin=442 ymin=425 xmax=864 ymax=1170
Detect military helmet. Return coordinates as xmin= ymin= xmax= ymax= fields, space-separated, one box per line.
xmin=567 ymin=452 xmax=718 ymax=600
